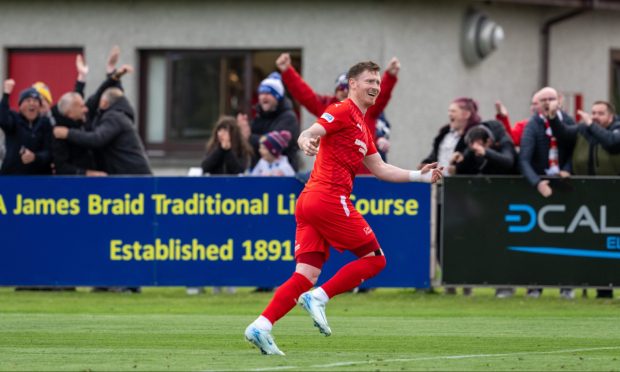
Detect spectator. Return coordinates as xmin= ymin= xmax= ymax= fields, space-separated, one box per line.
xmin=519 ymin=86 xmax=576 ymax=299
xmin=33 ymin=81 xmax=54 ymax=121
xmin=0 ymin=79 xmax=53 ymax=175
xmin=237 ymin=72 xmax=300 ymax=171
xmin=193 ymin=115 xmax=253 ymax=295
xmin=454 ymin=120 xmax=517 ymax=175
xmin=549 ymin=100 xmax=620 ymax=299
xmin=419 ymin=97 xmax=481 ymax=176
xmin=52 ymin=54 xmax=110 ymax=176
xmin=276 ymin=53 xmax=399 ymax=164
xmin=201 ymin=116 xmax=253 ymax=175
xmin=250 ymin=130 xmax=295 ymax=176
xmin=519 ymin=87 xmax=575 ymax=198
xmin=53 ymin=86 xmax=152 ymax=175
xmin=495 ymin=92 xmax=541 ymax=147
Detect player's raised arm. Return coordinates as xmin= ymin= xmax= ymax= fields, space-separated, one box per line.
xmin=363 ymin=153 xmax=443 ymax=183
xmin=298 ymin=123 xmax=326 ymax=157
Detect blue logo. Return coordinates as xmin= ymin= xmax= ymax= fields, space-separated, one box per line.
xmin=505 ymin=204 xmax=535 ymax=233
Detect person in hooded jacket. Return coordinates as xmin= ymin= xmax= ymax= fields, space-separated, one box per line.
xmin=454 ymin=120 xmax=517 ymax=175
xmin=237 ymin=72 xmax=300 ymax=171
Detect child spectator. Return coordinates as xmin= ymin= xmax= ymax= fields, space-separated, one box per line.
xmin=251 ymin=130 xmax=294 ymax=176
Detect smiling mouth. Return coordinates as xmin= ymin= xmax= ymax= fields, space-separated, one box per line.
xmin=368 ymin=91 xmax=378 ymax=97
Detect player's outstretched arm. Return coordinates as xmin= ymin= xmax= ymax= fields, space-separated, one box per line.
xmin=364 ymin=153 xmax=443 ymax=183
xmin=298 ymin=123 xmax=326 ymax=157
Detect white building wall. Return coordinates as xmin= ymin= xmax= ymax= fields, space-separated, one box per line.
xmin=0 ymin=0 xmax=618 ymax=171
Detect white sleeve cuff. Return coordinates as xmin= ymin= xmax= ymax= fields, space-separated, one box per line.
xmin=409 ymin=170 xmax=432 ymax=183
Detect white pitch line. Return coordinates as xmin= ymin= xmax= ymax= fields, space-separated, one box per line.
xmin=308 ymin=346 xmax=620 ymax=369
xmin=204 ymin=346 xmax=620 ymax=372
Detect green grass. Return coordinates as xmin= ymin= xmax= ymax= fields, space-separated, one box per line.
xmin=0 ymin=287 xmax=619 ymax=371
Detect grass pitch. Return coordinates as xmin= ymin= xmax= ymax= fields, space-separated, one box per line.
xmin=0 ymin=287 xmax=619 ymax=371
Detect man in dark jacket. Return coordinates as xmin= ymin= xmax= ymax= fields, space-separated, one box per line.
xmin=238 ymin=72 xmax=300 ymax=170
xmin=549 ymin=100 xmax=619 ymax=300
xmin=550 ymin=100 xmax=620 ymax=175
xmin=53 ymin=87 xmax=151 ymax=175
xmin=519 ymin=87 xmax=576 ymax=198
xmin=0 ymin=79 xmax=52 ymax=175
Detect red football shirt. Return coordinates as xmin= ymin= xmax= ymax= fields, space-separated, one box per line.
xmin=303 ymin=98 xmax=378 ymax=195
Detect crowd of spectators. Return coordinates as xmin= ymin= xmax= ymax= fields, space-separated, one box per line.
xmin=1 ymin=49 xmax=618 ymax=299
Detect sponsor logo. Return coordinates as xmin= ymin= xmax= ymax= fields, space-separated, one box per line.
xmin=356 ymin=123 xmax=363 ymax=131
xmin=321 ymin=113 xmax=335 ymax=123
xmin=355 ymin=139 xmax=368 ymax=155
xmin=505 ymin=204 xmax=619 ymax=234
xmin=363 ymin=226 xmax=373 ymax=235
xmin=504 ymin=203 xmax=620 ymax=259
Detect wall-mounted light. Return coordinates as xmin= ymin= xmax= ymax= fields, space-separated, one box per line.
xmin=461 ymin=9 xmax=504 ymax=66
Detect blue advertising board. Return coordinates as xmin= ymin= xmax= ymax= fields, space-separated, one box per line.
xmin=0 ymin=176 xmax=431 ymax=287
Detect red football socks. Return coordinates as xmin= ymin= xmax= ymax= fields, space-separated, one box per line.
xmin=261 ymin=272 xmax=313 ymax=324
xmin=321 ymin=255 xmax=386 ymax=298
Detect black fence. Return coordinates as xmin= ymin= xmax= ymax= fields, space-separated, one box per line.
xmin=442 ymin=176 xmax=620 ymax=287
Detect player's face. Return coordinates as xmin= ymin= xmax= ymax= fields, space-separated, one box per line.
xmin=349 ymin=70 xmax=381 ymax=108
xmin=591 ymin=103 xmax=613 ymax=128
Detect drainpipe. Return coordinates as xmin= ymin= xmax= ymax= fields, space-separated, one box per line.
xmin=540 ymin=0 xmax=593 ymax=87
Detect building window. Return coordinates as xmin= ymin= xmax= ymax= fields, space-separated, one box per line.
xmin=139 ymin=49 xmax=301 ymax=157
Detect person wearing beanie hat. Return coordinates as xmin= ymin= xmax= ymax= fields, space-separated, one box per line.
xmin=258 ymin=72 xmax=285 ymax=102
xmin=333 ymin=72 xmax=349 ymax=101
xmin=18 ymin=87 xmax=42 ymax=106
xmin=0 ymin=78 xmax=52 ymax=175
xmin=237 ymin=69 xmax=300 ymax=171
xmin=33 ymin=82 xmax=52 ymax=105
xmin=251 ymin=130 xmax=295 ymax=176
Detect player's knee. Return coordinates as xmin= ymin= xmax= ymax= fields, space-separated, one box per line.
xmin=295 ymin=263 xmax=321 ymax=284
xmin=371 ymin=255 xmax=387 ymax=272
xmin=364 ymin=255 xmax=386 ymax=277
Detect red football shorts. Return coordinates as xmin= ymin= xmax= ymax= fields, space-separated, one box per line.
xmin=294 ymin=190 xmax=380 ymax=260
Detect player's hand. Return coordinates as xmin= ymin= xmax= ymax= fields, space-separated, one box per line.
xmin=537 ymin=180 xmax=552 ymax=198
xmin=3 ymin=79 xmax=15 ymax=95
xmin=300 ymin=136 xmax=320 ymax=156
xmin=420 ymin=162 xmax=443 ymax=183
xmin=276 ymin=53 xmax=291 ymax=72
xmin=559 ymin=170 xmax=571 ymax=178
